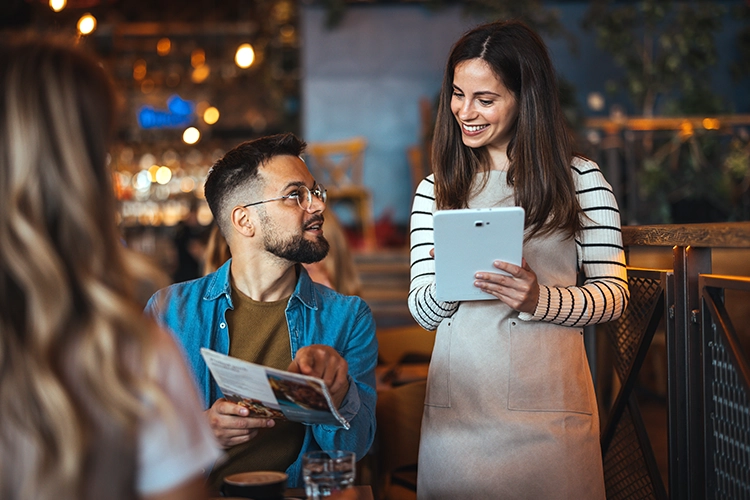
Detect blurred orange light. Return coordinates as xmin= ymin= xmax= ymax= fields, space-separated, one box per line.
xmin=679 ymin=121 xmax=694 ymax=139
xmin=702 ymin=118 xmax=721 ymax=130
xmin=191 ymin=49 xmax=206 ymax=68
xmin=203 ymin=107 xmax=220 ymax=125
xmin=157 ymin=38 xmax=171 ymax=56
xmin=191 ymin=65 xmax=210 ymax=84
xmin=148 ymin=164 xmax=160 ymax=182
xmin=133 ymin=59 xmax=147 ymax=81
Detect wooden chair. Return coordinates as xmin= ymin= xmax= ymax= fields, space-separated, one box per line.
xmin=376 ymin=380 xmax=426 ymax=499
xmin=305 ymin=137 xmax=377 ymax=251
xmin=376 ymin=324 xmax=435 ymax=366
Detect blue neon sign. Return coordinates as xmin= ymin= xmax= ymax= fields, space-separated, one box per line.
xmin=138 ymin=95 xmax=195 ymax=129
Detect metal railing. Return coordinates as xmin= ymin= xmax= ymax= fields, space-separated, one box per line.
xmin=598 ymin=222 xmax=750 ymax=500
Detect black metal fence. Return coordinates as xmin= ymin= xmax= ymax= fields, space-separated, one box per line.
xmin=597 ymin=222 xmax=750 ymax=500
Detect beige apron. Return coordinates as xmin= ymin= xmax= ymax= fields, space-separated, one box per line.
xmin=417 ymin=172 xmax=605 ymax=499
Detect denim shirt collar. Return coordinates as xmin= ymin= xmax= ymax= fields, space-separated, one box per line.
xmin=203 ymin=258 xmax=319 ymax=311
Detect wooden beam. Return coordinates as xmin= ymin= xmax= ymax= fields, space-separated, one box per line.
xmin=622 ymin=222 xmax=750 ymax=248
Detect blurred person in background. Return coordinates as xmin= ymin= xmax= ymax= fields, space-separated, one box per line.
xmin=0 ymin=38 xmax=222 ymax=500
xmin=203 ymin=224 xmax=232 ymax=276
xmin=171 ymin=198 xmax=210 ymax=283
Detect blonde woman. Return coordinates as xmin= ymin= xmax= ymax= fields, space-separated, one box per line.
xmin=0 ymin=39 xmax=222 ymax=499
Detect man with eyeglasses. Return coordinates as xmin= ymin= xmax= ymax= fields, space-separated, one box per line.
xmin=145 ymin=133 xmax=377 ymax=491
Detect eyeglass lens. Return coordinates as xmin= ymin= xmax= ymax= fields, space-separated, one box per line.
xmin=296 ymin=184 xmax=326 ymax=211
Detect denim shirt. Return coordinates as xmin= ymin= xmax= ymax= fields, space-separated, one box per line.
xmin=144 ymin=259 xmax=378 ymax=487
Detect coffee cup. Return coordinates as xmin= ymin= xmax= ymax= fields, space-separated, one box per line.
xmin=221 ymin=471 xmax=288 ymax=499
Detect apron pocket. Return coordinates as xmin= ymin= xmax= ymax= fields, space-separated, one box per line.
xmin=424 ymin=319 xmax=451 ymax=407
xmin=507 ymin=321 xmax=593 ymax=414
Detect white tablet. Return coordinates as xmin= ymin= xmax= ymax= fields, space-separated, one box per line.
xmin=433 ymin=207 xmax=525 ymax=302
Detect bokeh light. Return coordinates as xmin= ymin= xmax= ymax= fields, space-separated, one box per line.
xmin=191 ymin=65 xmax=210 ymax=84
xmin=703 ymin=118 xmax=721 ymax=130
xmin=49 ymin=0 xmax=66 ymax=12
xmin=191 ymin=49 xmax=206 ymax=68
xmin=235 ymin=43 xmax=255 ymax=69
xmin=157 ymin=38 xmax=171 ymax=56
xmin=183 ymin=127 xmax=201 ymax=145
xmin=155 ymin=166 xmax=172 ymax=185
xmin=203 ymin=106 xmax=220 ymax=125
xmin=133 ymin=59 xmax=147 ymax=81
xmin=77 ymin=14 xmax=97 ymax=35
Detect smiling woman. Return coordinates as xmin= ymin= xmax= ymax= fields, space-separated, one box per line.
xmin=408 ymin=20 xmax=629 ymax=499
xmin=450 ymin=58 xmax=518 ymax=168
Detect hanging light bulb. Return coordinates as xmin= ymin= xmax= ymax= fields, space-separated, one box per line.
xmin=235 ymin=43 xmax=255 ymax=69
xmin=77 ymin=14 xmax=97 ymax=36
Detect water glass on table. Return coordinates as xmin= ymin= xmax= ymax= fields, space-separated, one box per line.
xmin=302 ymin=450 xmax=356 ymax=499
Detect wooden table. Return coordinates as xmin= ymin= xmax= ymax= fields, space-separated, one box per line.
xmin=284 ymin=485 xmax=373 ymax=499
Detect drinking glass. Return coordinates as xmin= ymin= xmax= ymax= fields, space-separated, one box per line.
xmin=302 ymin=450 xmax=356 ymax=499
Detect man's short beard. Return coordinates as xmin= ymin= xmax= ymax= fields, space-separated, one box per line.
xmin=258 ymin=209 xmax=330 ymax=264
xmin=265 ymin=232 xmax=330 ymax=264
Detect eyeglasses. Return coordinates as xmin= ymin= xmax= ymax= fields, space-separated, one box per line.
xmin=242 ymin=183 xmax=327 ymax=212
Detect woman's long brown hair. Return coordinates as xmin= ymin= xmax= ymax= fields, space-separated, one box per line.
xmin=0 ymin=37 xmax=170 ymax=500
xmin=432 ymin=20 xmax=582 ymax=239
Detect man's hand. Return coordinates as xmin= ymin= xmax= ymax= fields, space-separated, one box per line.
xmin=288 ymin=345 xmax=350 ymax=409
xmin=205 ymin=398 xmax=275 ymax=449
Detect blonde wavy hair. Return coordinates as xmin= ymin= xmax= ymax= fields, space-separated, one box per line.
xmin=0 ymin=37 xmax=171 ymax=499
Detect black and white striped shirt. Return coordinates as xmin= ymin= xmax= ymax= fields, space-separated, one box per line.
xmin=408 ymin=157 xmax=629 ymax=331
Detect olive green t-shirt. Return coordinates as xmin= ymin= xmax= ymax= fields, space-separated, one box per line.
xmin=207 ymin=283 xmax=306 ymax=490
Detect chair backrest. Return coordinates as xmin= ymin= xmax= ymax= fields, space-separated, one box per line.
xmin=377 ymin=324 xmax=435 ymax=365
xmin=305 ymin=137 xmax=367 ymax=190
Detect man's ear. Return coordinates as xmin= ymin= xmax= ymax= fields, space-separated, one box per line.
xmin=230 ymin=206 xmax=255 ymax=237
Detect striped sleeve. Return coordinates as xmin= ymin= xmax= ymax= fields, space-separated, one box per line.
xmin=408 ymin=176 xmax=459 ymax=330
xmin=518 ymin=157 xmax=630 ymax=327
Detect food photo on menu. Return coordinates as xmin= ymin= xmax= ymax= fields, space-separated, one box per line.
xmin=200 ymin=348 xmax=350 ymax=429
xmin=223 ymin=394 xmax=286 ymax=420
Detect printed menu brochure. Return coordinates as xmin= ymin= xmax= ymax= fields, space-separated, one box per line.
xmin=200 ymin=348 xmax=350 ymax=429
